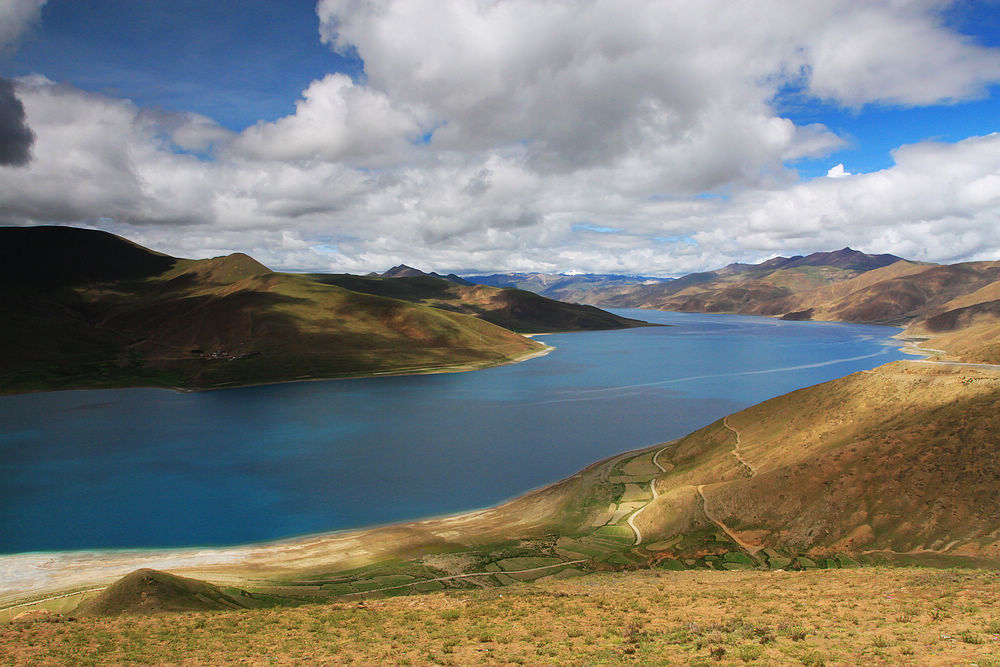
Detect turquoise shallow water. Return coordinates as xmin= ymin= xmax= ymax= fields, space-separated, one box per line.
xmin=0 ymin=310 xmax=906 ymax=554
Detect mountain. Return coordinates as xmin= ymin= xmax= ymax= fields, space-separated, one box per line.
xmin=0 ymin=226 xmax=550 ymax=394
xmin=380 ymin=264 xmax=475 ymax=285
xmin=0 ymin=225 xmax=177 ymax=282
xmin=632 ymin=360 xmax=1000 ymax=563
xmin=765 ymin=260 xmax=1000 ymax=326
xmin=310 ymin=272 xmax=652 ymax=333
xmin=569 ymin=248 xmax=907 ymax=311
xmin=749 ymin=247 xmax=903 ymax=272
xmin=559 ymin=250 xmax=1000 ymax=351
xmin=463 ymin=271 xmax=673 ymax=304
xmin=462 ymin=249 xmax=904 ymax=309
xmin=380 ymin=264 xmax=428 ymax=278
xmin=904 ymin=297 xmax=1000 ymax=363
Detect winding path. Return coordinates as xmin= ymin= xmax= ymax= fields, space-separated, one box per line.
xmin=905 ymin=359 xmax=1000 ymax=371
xmin=336 ymin=560 xmax=588 ymax=597
xmin=723 ymin=416 xmax=755 ymax=476
xmin=0 ymin=588 xmax=107 ymax=616
xmin=696 ymin=484 xmax=763 ymax=555
xmin=626 ymin=446 xmax=670 ymax=546
xmin=861 ymin=538 xmax=962 ymax=558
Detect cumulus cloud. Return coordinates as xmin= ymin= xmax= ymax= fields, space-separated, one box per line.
xmin=233 ymin=74 xmax=427 ymax=165
xmin=316 ymin=0 xmax=999 ymax=169
xmin=2 ymin=2 xmax=1000 ymax=275
xmin=317 ymin=0 xmax=845 ymax=182
xmin=0 ymin=77 xmax=34 ymax=166
xmin=826 ymin=164 xmax=851 ymax=178
xmin=696 ymin=133 xmax=1000 ymax=264
xmin=0 ymin=78 xmax=219 ymax=224
xmin=806 ymin=2 xmax=1000 ymax=106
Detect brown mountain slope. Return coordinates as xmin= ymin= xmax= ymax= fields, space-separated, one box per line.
xmin=906 ymin=300 xmax=1000 ymax=363
xmin=813 ymin=261 xmax=1000 ymax=323
xmin=161 ymin=253 xmax=271 ymax=284
xmin=576 ymin=248 xmax=902 ymax=310
xmin=636 ymin=361 xmax=1000 ymax=560
xmin=310 ymin=273 xmax=650 ymax=333
xmin=0 ymin=227 xmax=545 ymax=393
xmin=585 ymin=249 xmax=1000 ymax=333
xmin=761 ymin=259 xmax=930 ymax=319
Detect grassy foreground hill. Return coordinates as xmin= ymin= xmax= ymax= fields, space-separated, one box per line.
xmin=0 ymin=226 xmax=644 ymax=394
xmin=5 ymin=568 xmax=1000 ymax=665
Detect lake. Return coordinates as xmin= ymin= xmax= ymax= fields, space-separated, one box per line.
xmin=0 ymin=310 xmax=907 ymax=554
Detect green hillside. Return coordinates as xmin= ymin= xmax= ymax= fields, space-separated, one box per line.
xmin=0 ymin=226 xmax=548 ymax=393
xmin=311 ymin=273 xmax=651 ymax=333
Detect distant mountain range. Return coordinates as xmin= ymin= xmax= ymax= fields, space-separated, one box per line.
xmin=464 ymin=248 xmax=1000 ymax=363
xmin=462 ymin=270 xmax=672 ymax=304
xmin=463 ymin=248 xmax=903 ymax=305
xmin=0 ymin=227 xmax=647 ymax=394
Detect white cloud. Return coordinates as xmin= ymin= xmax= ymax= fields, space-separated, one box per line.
xmin=1 ymin=2 xmax=1000 ymax=276
xmin=805 ymin=2 xmax=1000 ymax=106
xmin=0 ymin=0 xmax=45 ymax=50
xmin=232 ymin=74 xmax=427 ymax=166
xmin=826 ymin=164 xmax=851 ymax=178
xmin=166 ymin=112 xmax=235 ymax=153
xmin=697 ymin=133 xmax=1000 ymax=265
xmin=317 ymin=0 xmax=844 ymax=182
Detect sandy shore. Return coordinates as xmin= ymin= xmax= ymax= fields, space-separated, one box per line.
xmin=0 ymin=547 xmax=249 ymax=607
xmin=0 ymin=487 xmax=555 ymax=609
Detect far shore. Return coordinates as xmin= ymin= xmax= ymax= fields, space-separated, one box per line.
xmin=185 ymin=340 xmax=556 ymax=393
xmin=0 ymin=341 xmax=557 ymax=398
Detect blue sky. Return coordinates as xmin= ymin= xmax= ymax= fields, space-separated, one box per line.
xmin=3 ymin=0 xmax=362 ymax=129
xmin=1 ymin=0 xmax=999 ymax=275
xmin=783 ymin=90 xmax=1000 ymax=178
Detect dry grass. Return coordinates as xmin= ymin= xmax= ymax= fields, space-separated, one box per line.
xmin=4 ymin=568 xmax=1000 ymax=665
xmin=636 ymin=362 xmax=1000 ymax=560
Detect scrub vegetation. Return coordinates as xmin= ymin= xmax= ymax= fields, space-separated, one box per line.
xmin=5 ymin=568 xmax=1000 ymax=665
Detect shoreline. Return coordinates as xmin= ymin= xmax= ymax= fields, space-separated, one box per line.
xmin=0 ymin=341 xmax=557 ymax=398
xmin=0 ymin=314 xmax=935 ymax=609
xmin=0 ymin=441 xmax=660 ymax=610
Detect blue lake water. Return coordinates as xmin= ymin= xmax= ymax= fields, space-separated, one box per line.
xmin=0 ymin=310 xmax=907 ymax=554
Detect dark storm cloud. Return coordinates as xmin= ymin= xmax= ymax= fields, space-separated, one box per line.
xmin=0 ymin=78 xmax=34 ymax=166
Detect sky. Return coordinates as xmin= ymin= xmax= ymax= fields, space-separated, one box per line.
xmin=1 ymin=0 xmax=999 ymax=276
